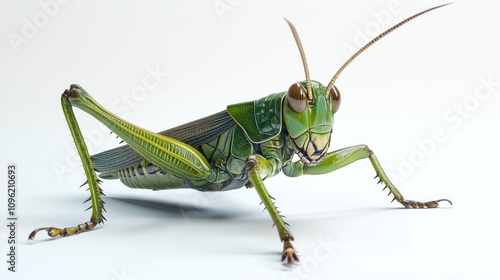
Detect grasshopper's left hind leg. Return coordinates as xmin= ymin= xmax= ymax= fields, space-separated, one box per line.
xmin=29 ymin=88 xmax=105 ymax=240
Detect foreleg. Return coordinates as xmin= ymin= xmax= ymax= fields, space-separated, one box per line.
xmin=283 ymin=145 xmax=452 ymax=208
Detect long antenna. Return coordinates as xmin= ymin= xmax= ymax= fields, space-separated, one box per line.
xmin=284 ymin=18 xmax=313 ymax=100
xmin=325 ymin=3 xmax=452 ymax=97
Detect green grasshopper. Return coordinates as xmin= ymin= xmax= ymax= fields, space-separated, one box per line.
xmin=29 ymin=4 xmax=452 ymax=263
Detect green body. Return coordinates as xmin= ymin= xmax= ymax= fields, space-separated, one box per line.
xmin=92 ymin=81 xmax=332 ymax=192
xmin=29 ymin=6 xmax=452 ymax=263
xmin=93 ymin=89 xmax=287 ymax=191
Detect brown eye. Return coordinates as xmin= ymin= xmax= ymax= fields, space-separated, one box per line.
xmin=330 ymin=85 xmax=341 ymax=114
xmin=287 ymin=83 xmax=307 ymax=113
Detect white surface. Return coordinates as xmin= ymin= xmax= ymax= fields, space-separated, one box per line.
xmin=1 ymin=1 xmax=499 ymax=279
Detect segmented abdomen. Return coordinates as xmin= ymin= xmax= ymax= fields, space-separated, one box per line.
xmin=113 ymin=162 xmax=247 ymax=191
xmin=116 ymin=164 xmax=203 ymax=190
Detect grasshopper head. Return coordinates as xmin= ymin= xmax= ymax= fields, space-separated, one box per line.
xmin=284 ymin=80 xmax=340 ymax=166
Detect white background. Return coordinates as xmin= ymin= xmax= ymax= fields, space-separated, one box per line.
xmin=1 ymin=0 xmax=499 ymax=279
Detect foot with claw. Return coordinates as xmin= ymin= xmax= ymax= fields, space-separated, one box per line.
xmin=399 ymin=199 xmax=452 ymax=209
xmin=373 ymin=174 xmax=453 ymax=209
xmin=28 ymin=221 xmax=98 ymax=240
xmin=282 ymin=238 xmax=299 ymax=264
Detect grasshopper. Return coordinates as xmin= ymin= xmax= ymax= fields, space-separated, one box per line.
xmin=29 ymin=4 xmax=452 ymax=263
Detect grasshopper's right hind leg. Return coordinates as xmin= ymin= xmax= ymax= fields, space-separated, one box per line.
xmin=29 ymin=87 xmax=105 ymax=240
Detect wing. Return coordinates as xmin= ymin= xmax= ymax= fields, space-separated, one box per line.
xmin=91 ymin=110 xmax=235 ymax=172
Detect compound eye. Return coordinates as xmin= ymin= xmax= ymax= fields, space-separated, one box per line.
xmin=287 ymin=83 xmax=307 ymax=113
xmin=330 ymin=85 xmax=341 ymax=114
